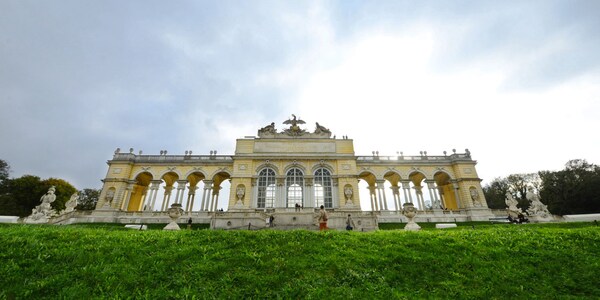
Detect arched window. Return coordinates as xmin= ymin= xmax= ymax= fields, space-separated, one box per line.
xmin=314 ymin=168 xmax=332 ymax=208
xmin=257 ymin=168 xmax=276 ymax=208
xmin=286 ymin=168 xmax=304 ymax=208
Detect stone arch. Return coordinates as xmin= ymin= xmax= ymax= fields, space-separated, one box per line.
xmin=310 ymin=162 xmax=335 ymax=175
xmin=201 ymin=170 xmax=232 ymax=212
xmin=383 ymin=170 xmax=403 ymax=211
xmin=408 ymin=171 xmax=427 ymax=185
xmin=383 ymin=170 xmax=402 ymax=185
xmin=358 ymin=171 xmax=377 ymax=186
xmin=209 ymin=168 xmax=233 ymax=180
xmin=184 ymin=169 xmax=208 ymax=181
xmin=283 ymin=161 xmax=307 ymax=174
xmin=408 ymin=171 xmax=428 ymax=210
xmin=358 ymin=171 xmax=377 ymax=211
xmin=212 ymin=171 xmax=231 ymax=190
xmin=434 ymin=171 xmax=458 ymax=210
xmin=160 ymin=171 xmax=180 ymax=186
xmin=186 ymin=171 xmax=206 ymax=187
xmin=128 ymin=171 xmax=153 ymax=211
xmin=130 ymin=169 xmax=156 ymax=182
xmin=158 ymin=169 xmax=182 ymax=181
xmin=255 ymin=162 xmax=279 ymax=175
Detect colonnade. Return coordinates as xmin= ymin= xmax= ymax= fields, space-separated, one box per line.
xmin=366 ymin=180 xmax=462 ymax=211
xmin=117 ymin=179 xmax=224 ymax=213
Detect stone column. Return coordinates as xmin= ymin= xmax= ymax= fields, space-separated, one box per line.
xmin=452 ymin=182 xmax=462 ymax=209
xmin=173 ymin=183 xmax=181 ymax=205
xmin=401 ymin=181 xmax=412 ymax=204
xmin=304 ymin=177 xmax=313 ymax=208
xmin=142 ymin=186 xmax=152 ymax=211
xmin=332 ymin=178 xmax=339 ymax=208
xmin=368 ymin=185 xmax=377 ymax=211
xmin=176 ymin=180 xmax=187 ymax=205
xmin=376 ymin=180 xmax=388 ymax=210
xmin=161 ymin=186 xmax=174 ymax=211
xmin=200 ymin=184 xmax=208 ymax=211
xmin=251 ymin=178 xmax=258 ymax=209
xmin=391 ymin=186 xmax=401 ymax=211
xmin=121 ymin=181 xmax=136 ymax=211
xmin=413 ymin=185 xmax=424 ymax=210
xmin=276 ymin=177 xmax=285 ymax=208
xmin=437 ymin=186 xmax=445 ymax=209
xmin=211 ymin=186 xmax=221 ymax=212
xmin=139 ymin=187 xmax=148 ymax=211
xmin=201 ymin=180 xmax=213 ymax=211
xmin=426 ymin=181 xmax=436 ymax=209
xmin=185 ymin=186 xmax=198 ymax=212
xmin=205 ymin=186 xmax=213 ymax=211
xmin=148 ymin=181 xmax=161 ymax=211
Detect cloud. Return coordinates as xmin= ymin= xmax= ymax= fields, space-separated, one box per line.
xmin=0 ymin=0 xmax=599 ymax=192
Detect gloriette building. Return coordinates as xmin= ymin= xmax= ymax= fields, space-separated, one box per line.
xmin=88 ymin=115 xmax=492 ymax=230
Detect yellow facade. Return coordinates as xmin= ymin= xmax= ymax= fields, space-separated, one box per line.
xmin=97 ymin=118 xmax=488 ymax=214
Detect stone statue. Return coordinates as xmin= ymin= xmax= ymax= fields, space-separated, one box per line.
xmin=63 ymin=192 xmax=78 ymax=213
xmin=235 ymin=185 xmax=245 ymax=207
xmin=283 ymin=114 xmax=307 ymax=136
xmin=103 ymin=189 xmax=115 ymax=208
xmin=470 ymin=188 xmax=482 ymax=207
xmin=505 ymin=192 xmax=522 ymax=217
xmin=258 ymin=122 xmax=276 ymax=135
xmin=526 ymin=187 xmax=550 ymax=218
xmin=314 ymin=122 xmax=331 ymax=135
xmin=236 ymin=186 xmax=245 ymax=201
xmin=27 ymin=186 xmax=58 ymax=222
xmin=344 ymin=186 xmax=353 ymax=205
xmin=433 ymin=198 xmax=442 ymax=210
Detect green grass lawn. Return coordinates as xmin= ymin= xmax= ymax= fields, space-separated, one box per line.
xmin=1 ymin=223 xmax=599 ymax=299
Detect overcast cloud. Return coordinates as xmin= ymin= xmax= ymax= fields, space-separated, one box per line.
xmin=1 ymin=0 xmax=599 ymax=191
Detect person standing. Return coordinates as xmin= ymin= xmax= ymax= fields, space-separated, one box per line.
xmin=346 ymin=214 xmax=356 ymax=231
xmin=318 ymin=205 xmax=328 ymax=231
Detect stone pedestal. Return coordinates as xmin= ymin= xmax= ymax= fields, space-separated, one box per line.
xmin=466 ymin=207 xmax=495 ymax=221
xmin=164 ymin=203 xmax=183 ymax=230
xmin=24 ymin=216 xmax=51 ymax=224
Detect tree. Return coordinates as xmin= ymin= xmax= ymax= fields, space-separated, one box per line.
xmin=483 ymin=177 xmax=509 ymax=209
xmin=0 ymin=175 xmax=45 ymax=217
xmin=507 ymin=173 xmax=540 ymax=210
xmin=483 ymin=173 xmax=539 ymax=210
xmin=0 ymin=159 xmax=9 ymax=182
xmin=76 ymin=188 xmax=100 ymax=210
xmin=0 ymin=175 xmax=77 ymax=217
xmin=539 ymin=159 xmax=600 ymax=215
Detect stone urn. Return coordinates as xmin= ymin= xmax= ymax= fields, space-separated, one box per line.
xmin=402 ymin=203 xmax=421 ymax=231
xmin=164 ymin=203 xmax=184 ymax=230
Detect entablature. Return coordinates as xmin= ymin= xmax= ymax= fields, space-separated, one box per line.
xmin=110 ymin=153 xmax=234 ymax=165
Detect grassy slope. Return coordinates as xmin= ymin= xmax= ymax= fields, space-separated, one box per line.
xmin=1 ymin=224 xmax=599 ymax=299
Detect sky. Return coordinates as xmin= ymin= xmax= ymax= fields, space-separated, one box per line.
xmin=1 ymin=0 xmax=599 ymax=197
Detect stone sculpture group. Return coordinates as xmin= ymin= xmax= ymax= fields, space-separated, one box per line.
xmin=505 ymin=187 xmax=552 ymax=221
xmin=25 ymin=186 xmax=79 ymax=223
xmin=258 ymin=115 xmax=332 ymax=138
